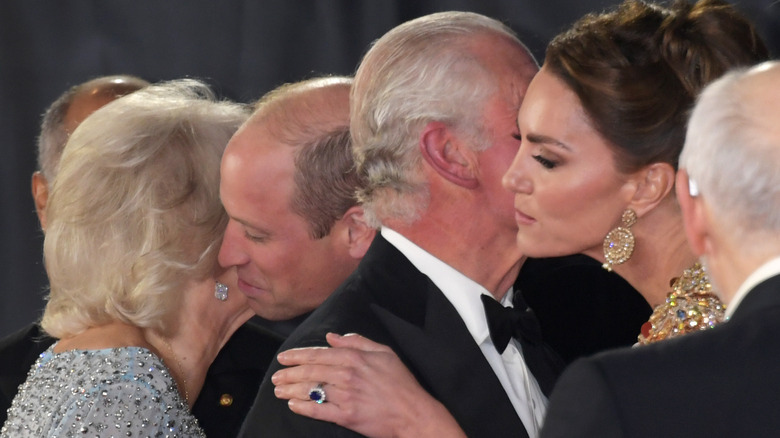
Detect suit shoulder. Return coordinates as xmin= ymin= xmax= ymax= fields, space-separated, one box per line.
xmin=0 ymin=324 xmax=53 ymax=373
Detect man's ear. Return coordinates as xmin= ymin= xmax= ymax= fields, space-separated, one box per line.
xmin=676 ymin=169 xmax=708 ymax=257
xmin=627 ymin=162 xmax=676 ymax=217
xmin=31 ymin=171 xmax=48 ymax=231
xmin=338 ymin=205 xmax=376 ymax=259
xmin=419 ymin=121 xmax=479 ymax=189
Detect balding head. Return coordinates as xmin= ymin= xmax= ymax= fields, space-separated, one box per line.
xmin=245 ymin=76 xmax=356 ymax=238
xmin=251 ymin=76 xmax=351 ymax=144
xmin=33 ymin=74 xmax=149 ymax=229
xmin=219 ymin=76 xmax=375 ymax=320
xmin=38 ymin=75 xmax=150 ymax=180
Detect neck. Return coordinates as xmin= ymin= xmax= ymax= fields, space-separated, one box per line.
xmin=53 ymin=321 xmax=151 ymax=354
xmin=386 ymin=203 xmax=523 ymax=301
xmin=587 ymin=199 xmax=697 ymax=307
xmin=703 ymin=226 xmax=780 ymax=305
xmin=145 ymin=278 xmax=254 ymax=407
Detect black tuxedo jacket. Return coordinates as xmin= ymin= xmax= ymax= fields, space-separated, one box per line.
xmin=541 ymin=274 xmax=780 ymax=438
xmin=192 ymin=320 xmax=283 ymax=438
xmin=0 ymin=319 xmax=282 ymax=438
xmin=239 ymin=235 xmax=562 ymax=438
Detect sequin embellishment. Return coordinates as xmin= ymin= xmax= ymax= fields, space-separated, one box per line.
xmin=0 ymin=345 xmax=205 ymax=437
xmin=637 ymin=263 xmax=725 ymax=345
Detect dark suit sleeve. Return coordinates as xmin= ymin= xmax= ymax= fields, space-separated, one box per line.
xmin=540 ymin=359 xmax=625 ymax=438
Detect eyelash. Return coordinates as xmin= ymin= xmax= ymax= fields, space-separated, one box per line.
xmin=245 ymin=231 xmax=267 ymax=243
xmin=532 ymin=154 xmax=558 ymax=169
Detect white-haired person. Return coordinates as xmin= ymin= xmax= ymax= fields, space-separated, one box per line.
xmin=540 ymin=59 xmax=780 ymax=437
xmin=1 ymin=79 xmax=255 ymax=438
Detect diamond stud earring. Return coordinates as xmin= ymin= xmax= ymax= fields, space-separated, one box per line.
xmin=215 ymin=282 xmax=229 ymax=301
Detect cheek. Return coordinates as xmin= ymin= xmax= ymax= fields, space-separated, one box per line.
xmin=539 ymin=177 xmax=619 ymax=237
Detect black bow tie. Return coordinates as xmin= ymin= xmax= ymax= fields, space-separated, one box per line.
xmin=481 ymin=292 xmax=565 ymax=397
xmin=481 ymin=294 xmax=543 ymax=354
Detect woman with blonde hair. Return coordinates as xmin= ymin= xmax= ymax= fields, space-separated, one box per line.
xmin=1 ymin=79 xmax=254 ymax=437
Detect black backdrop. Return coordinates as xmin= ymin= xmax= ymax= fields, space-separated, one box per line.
xmin=2 ymin=0 xmax=778 ymax=339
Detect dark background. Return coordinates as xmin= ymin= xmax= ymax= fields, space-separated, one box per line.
xmin=2 ymin=0 xmax=778 ymax=339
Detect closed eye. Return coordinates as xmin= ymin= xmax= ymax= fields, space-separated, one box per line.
xmin=245 ymin=230 xmax=268 ymax=243
xmin=532 ymin=154 xmax=557 ymax=169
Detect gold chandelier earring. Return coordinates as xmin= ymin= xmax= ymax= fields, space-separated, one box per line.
xmin=602 ymin=208 xmax=637 ymax=272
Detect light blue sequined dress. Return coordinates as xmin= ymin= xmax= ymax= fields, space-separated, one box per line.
xmin=0 ymin=345 xmax=205 ymax=437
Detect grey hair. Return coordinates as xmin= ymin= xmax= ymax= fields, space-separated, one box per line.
xmin=681 ymin=61 xmax=780 ymax=245
xmin=37 ymin=75 xmax=149 ymax=180
xmin=41 ymin=79 xmax=249 ymax=338
xmin=351 ymin=11 xmax=533 ymax=227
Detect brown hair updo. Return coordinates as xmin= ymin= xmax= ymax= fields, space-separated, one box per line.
xmin=545 ymin=0 xmax=768 ymax=172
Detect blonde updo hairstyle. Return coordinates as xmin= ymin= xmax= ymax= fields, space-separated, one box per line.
xmin=41 ymin=79 xmax=249 ymax=339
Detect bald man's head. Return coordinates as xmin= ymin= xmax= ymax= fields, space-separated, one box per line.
xmin=33 ymin=75 xmax=149 ymax=229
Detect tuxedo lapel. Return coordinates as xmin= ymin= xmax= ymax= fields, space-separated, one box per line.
xmin=366 ymin=236 xmax=528 ymax=437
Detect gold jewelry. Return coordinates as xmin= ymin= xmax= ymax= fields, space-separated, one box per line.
xmin=637 ymin=262 xmax=725 ymax=345
xmin=162 ymin=338 xmax=189 ymax=404
xmin=602 ymin=209 xmax=637 ymax=271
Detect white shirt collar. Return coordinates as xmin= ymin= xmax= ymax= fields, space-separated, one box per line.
xmin=380 ymin=227 xmax=512 ymax=345
xmin=725 ymin=256 xmax=780 ymax=319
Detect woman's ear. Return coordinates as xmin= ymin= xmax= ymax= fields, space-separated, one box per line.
xmin=627 ymin=162 xmax=676 ymax=217
xmin=419 ymin=121 xmax=479 ymax=189
xmin=339 ymin=205 xmax=376 ymax=259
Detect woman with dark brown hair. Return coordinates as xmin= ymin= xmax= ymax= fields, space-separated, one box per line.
xmin=504 ymin=0 xmax=769 ymax=345
xmin=265 ymin=1 xmax=769 ymax=436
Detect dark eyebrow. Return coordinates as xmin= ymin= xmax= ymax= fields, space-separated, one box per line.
xmin=525 ymin=133 xmax=572 ymax=151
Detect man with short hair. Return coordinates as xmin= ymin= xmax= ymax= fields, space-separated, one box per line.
xmin=540 ymin=60 xmax=780 ymax=437
xmin=238 ymin=12 xmax=562 ymax=438
xmin=218 ymin=76 xmax=376 ymax=322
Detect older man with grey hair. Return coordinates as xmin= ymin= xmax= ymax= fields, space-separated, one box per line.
xmin=540 ymin=60 xmax=780 ymax=438
xmin=239 ymin=11 xmax=564 ymax=438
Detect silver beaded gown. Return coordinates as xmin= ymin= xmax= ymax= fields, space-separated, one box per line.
xmin=0 ymin=345 xmax=205 ymax=437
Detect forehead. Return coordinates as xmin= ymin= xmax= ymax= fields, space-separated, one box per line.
xmin=222 ymin=119 xmax=297 ymax=214
xmin=475 ymin=35 xmax=537 ymax=98
xmin=521 ymin=67 xmax=590 ymax=126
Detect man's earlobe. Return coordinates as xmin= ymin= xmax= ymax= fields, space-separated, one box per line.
xmin=31 ymin=171 xmax=49 ymax=230
xmin=341 ymin=206 xmax=376 ymax=259
xmin=419 ymin=122 xmax=479 ymax=189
